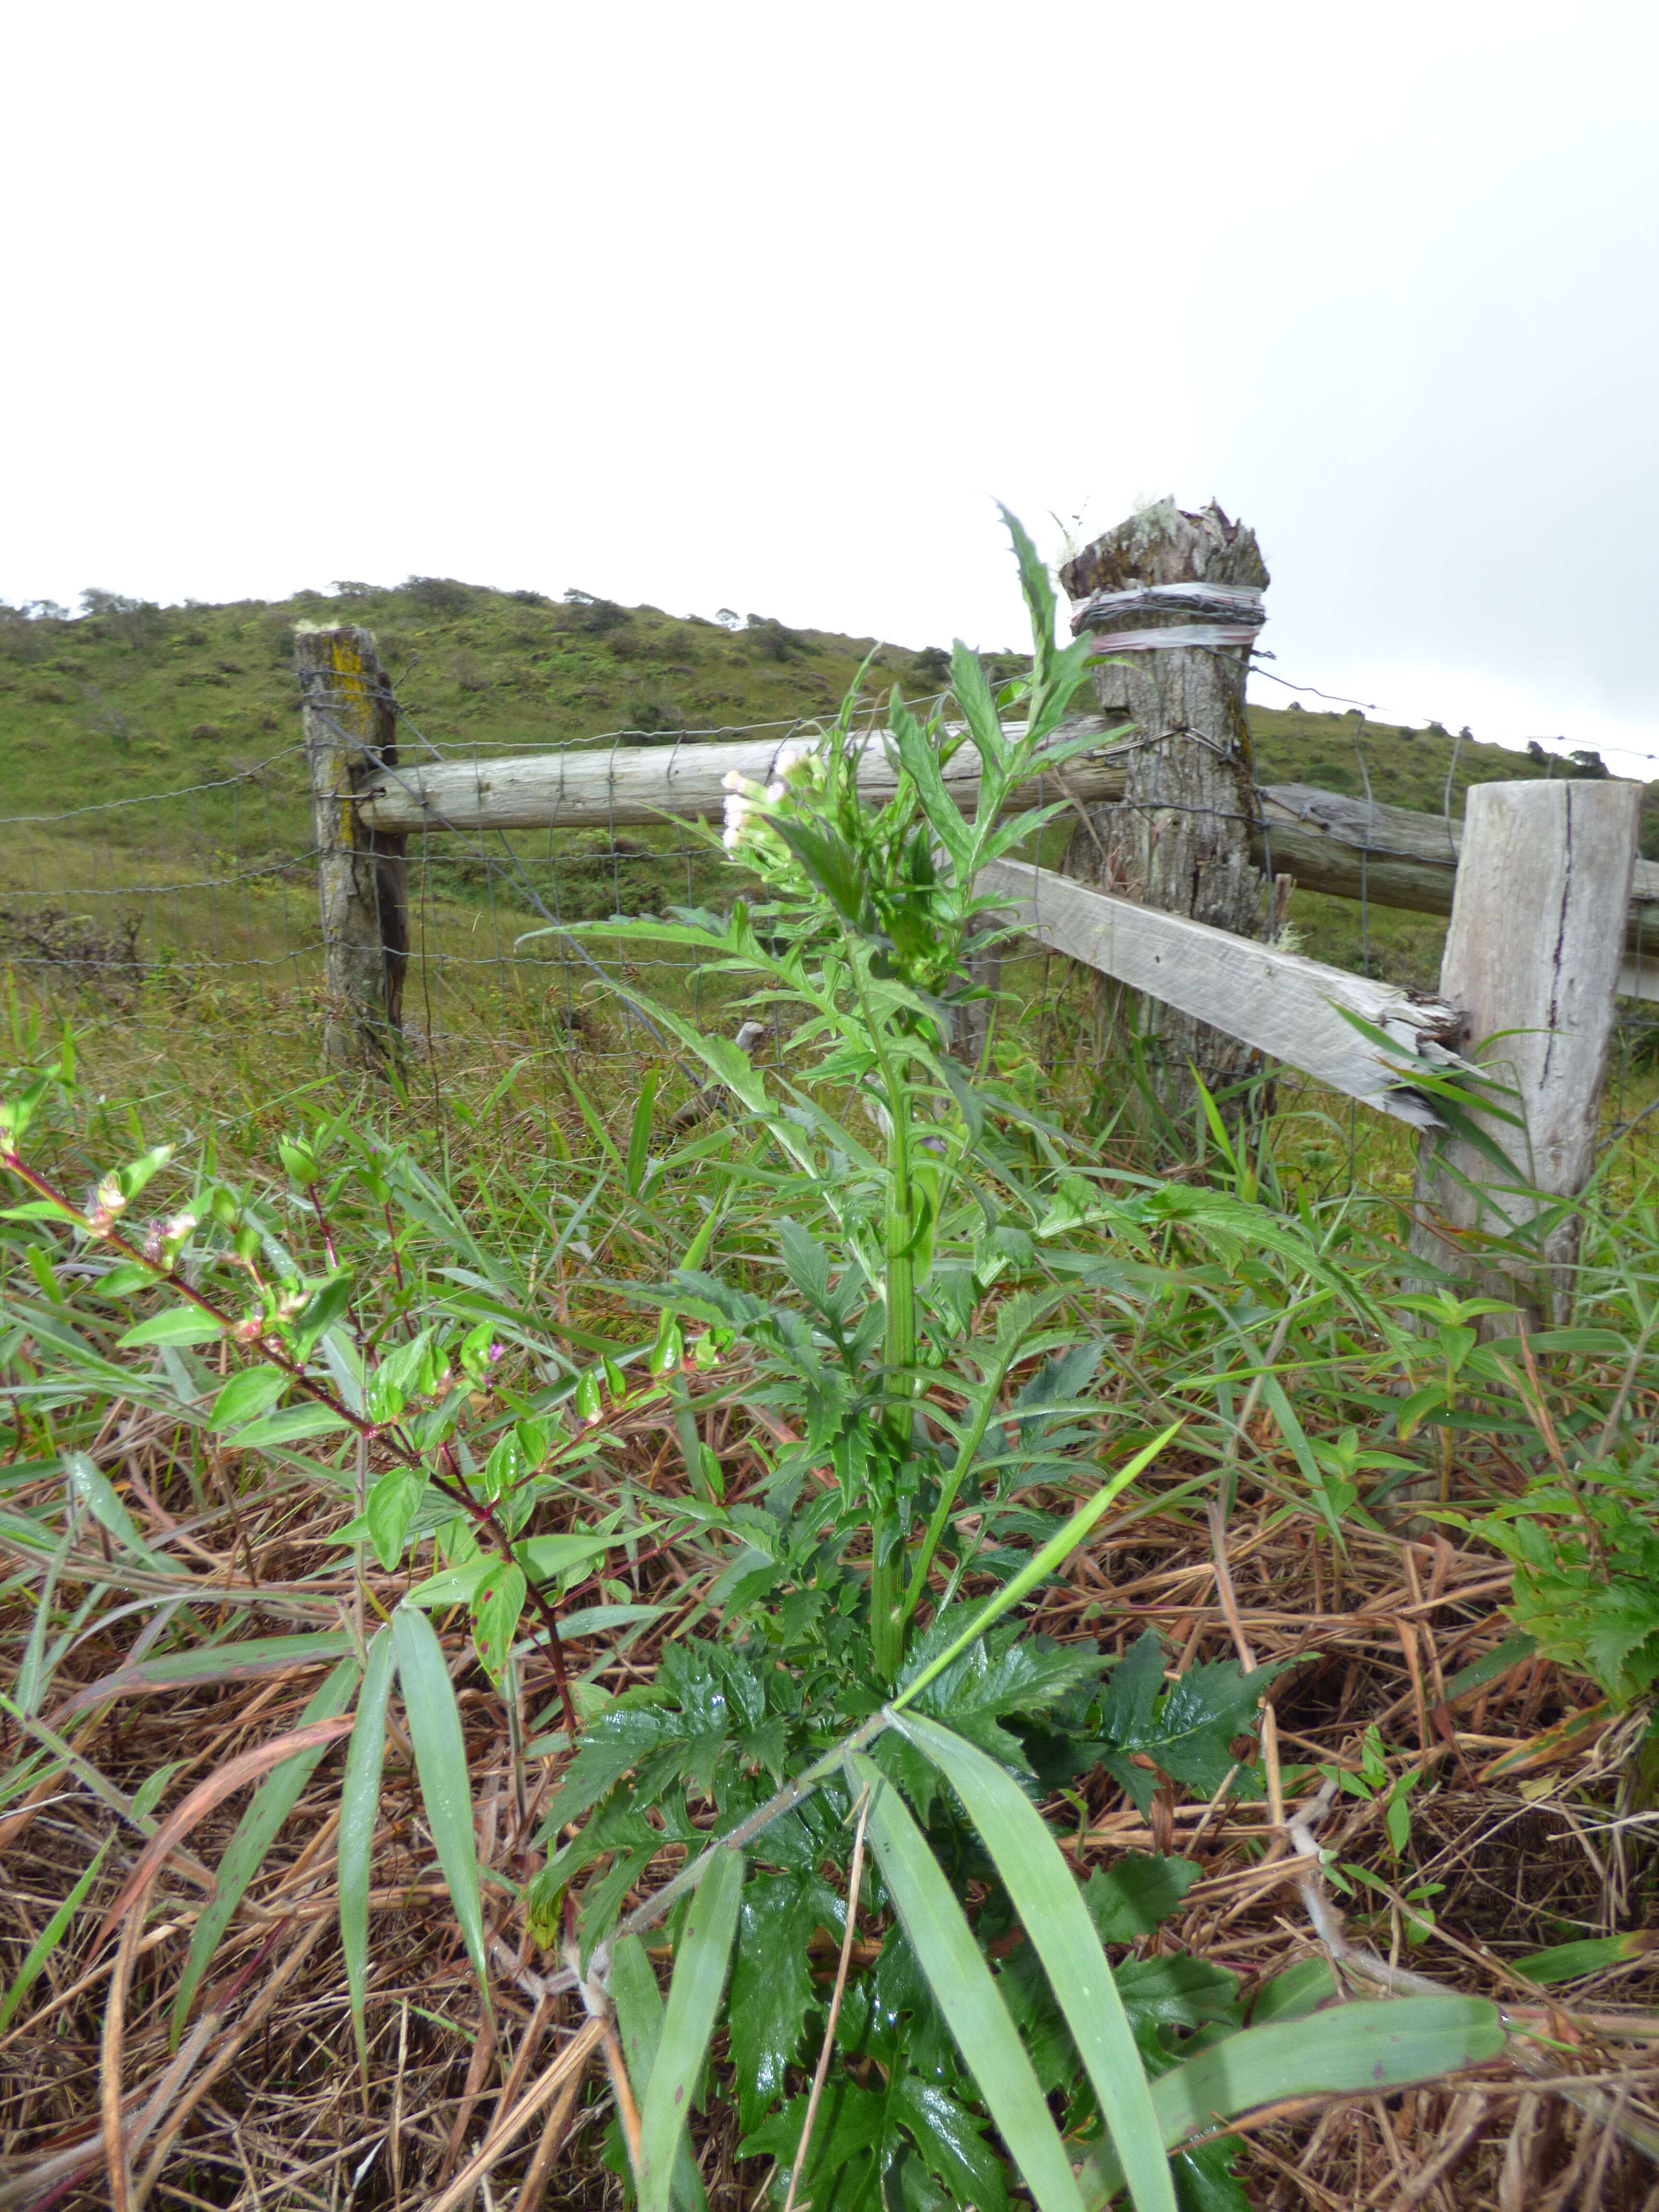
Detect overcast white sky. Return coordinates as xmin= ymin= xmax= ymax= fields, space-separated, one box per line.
xmin=4 ymin=2 xmax=1656 ymax=771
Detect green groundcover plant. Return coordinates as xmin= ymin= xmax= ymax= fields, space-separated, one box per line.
xmin=0 ymin=516 xmax=1508 ymax=2211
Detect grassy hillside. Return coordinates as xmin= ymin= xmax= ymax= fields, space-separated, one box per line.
xmin=0 ymin=576 xmax=1647 ymax=1006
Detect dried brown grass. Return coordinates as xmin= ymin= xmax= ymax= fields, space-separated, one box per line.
xmin=3 ymin=1395 xmax=1659 ymax=2210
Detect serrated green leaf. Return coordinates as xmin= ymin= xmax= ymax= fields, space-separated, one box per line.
xmin=1083 ymin=1855 xmax=1203 ymax=1945
xmin=892 ymin=1714 xmax=1174 ymax=2212
xmin=766 ymin=814 xmax=872 ymax=931
xmin=1113 ymin=1953 xmax=1240 ymax=2031
xmin=1169 ymin=2139 xmax=1251 ymax=2212
xmin=889 ymin=2072 xmax=1010 ymax=2210
xmin=850 ymin=1752 xmax=1086 ymax=2212
xmin=392 ymin=1606 xmax=488 ymax=1994
xmin=339 ymin=1625 xmax=394 ymax=2074
xmin=727 ymin=1872 xmax=818 ymax=2133
xmin=738 ymin=2084 xmax=891 ymax=2212
xmin=908 ymin=1634 xmax=1105 ymax=1772
xmin=171 ymin=1656 xmax=358 ymax=2042
xmin=1095 ymin=1631 xmax=1290 ymax=1815
xmin=545 ymin=1707 xmax=684 ymax=1826
xmin=637 ymin=1846 xmax=744 ymax=2212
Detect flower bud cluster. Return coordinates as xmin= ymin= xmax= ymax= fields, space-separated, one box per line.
xmin=721 ymin=741 xmax=820 ymax=854
xmin=142 ymin=1209 xmax=198 ymax=1266
xmin=85 ymin=1174 xmax=127 ymax=1238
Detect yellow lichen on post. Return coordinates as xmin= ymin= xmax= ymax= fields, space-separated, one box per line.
xmin=296 ymin=626 xmax=409 ymax=1068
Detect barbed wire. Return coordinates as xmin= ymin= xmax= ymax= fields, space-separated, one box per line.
xmin=0 ymin=682 xmax=1653 ymax=1155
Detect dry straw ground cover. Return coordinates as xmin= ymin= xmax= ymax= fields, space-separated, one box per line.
xmin=4 ymin=527 xmax=1659 ymax=2212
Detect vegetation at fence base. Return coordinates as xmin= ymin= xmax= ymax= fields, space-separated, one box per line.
xmin=3 ymin=527 xmax=1659 ymax=2208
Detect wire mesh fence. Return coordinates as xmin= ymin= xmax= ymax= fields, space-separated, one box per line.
xmin=1 ymin=661 xmax=1655 ymax=1184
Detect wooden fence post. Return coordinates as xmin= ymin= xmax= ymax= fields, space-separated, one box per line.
xmin=1058 ymin=499 xmax=1271 ymax=1122
xmin=1408 ymin=778 xmax=1640 ymax=1322
xmin=296 ymin=625 xmax=409 ymax=1068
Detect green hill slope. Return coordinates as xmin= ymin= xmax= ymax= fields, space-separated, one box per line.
xmin=0 ymin=577 xmax=1646 ymax=999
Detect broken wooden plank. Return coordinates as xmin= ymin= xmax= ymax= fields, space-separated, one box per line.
xmin=975 ymin=857 xmax=1474 ymax=1130
xmin=1407 ymin=779 xmax=1640 ymax=1319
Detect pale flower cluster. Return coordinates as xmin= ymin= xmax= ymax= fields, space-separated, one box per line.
xmin=721 ymin=740 xmax=817 ymax=853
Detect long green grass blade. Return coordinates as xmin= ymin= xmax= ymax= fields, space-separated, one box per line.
xmin=15 ymin=1527 xmax=73 ymax=1717
xmin=63 ymin=1449 xmax=163 ymax=1567
xmin=637 ymin=1846 xmax=744 ymax=2212
xmin=1079 ymin=1996 xmax=1505 ymax=2207
xmin=392 ymin=1605 xmax=489 ymax=1994
xmin=893 ymin=1712 xmax=1175 ymax=2212
xmin=339 ymin=1623 xmax=395 ymax=2072
xmin=892 ymin=1422 xmax=1180 ymax=1714
xmin=170 ymin=1655 xmax=359 ymax=2044
xmin=612 ymin=1933 xmax=709 ymax=2212
xmin=1512 ymin=1932 xmax=1647 ymax=1984
xmin=0 ymin=1836 xmax=111 ymax=2031
xmin=849 ymin=1753 xmax=1085 ymax=2212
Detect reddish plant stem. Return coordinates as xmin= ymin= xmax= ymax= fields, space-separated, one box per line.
xmin=303 ymin=1180 xmax=339 ymax=1273
xmin=0 ymin=1148 xmax=582 ymax=1743
xmin=381 ymin=1200 xmax=407 ymax=1294
xmin=437 ymin=1439 xmax=578 ymax=1740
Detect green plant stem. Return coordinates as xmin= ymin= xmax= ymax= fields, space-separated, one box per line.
xmin=844 ymin=947 xmax=915 ymax=1685
xmin=899 ymin=1296 xmax=1067 ymax=1629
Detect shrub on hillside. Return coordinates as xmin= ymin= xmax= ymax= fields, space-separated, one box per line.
xmin=561 ymin=588 xmax=629 ymax=635
xmin=402 ymin=576 xmax=471 ymax=613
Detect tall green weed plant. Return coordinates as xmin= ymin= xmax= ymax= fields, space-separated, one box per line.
xmin=0 ymin=518 xmax=1518 ymax=2210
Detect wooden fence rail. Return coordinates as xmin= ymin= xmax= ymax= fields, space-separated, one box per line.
xmin=301 ymin=610 xmax=1647 ymax=1309
xmin=349 ymin=731 xmax=1659 ymax=996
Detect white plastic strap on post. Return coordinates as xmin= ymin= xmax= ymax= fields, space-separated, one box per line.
xmin=1071 ymin=579 xmax=1267 ymax=653
xmin=1085 ymin=624 xmax=1263 ymax=653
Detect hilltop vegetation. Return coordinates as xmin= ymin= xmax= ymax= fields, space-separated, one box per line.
xmin=0 ymin=576 xmax=1647 ymax=1000
xmin=0 ymin=573 xmax=1624 ymax=812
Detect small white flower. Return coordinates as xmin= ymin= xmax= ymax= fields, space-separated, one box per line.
xmin=723 ymin=793 xmax=751 ymax=829
xmin=775 ymin=743 xmax=804 ymax=776
xmin=765 ymin=781 xmax=785 ymax=803
xmin=721 ymin=769 xmax=746 ymax=793
xmin=723 ymin=826 xmax=742 ymax=851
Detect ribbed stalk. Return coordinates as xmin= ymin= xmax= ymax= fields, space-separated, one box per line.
xmin=871 ymin=1091 xmax=915 ymax=1683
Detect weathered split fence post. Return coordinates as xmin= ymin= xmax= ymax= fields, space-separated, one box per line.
xmin=1058 ymin=499 xmax=1271 ymax=1122
xmin=1408 ymin=778 xmax=1640 ymax=1323
xmin=295 ymin=625 xmax=409 ymax=1068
